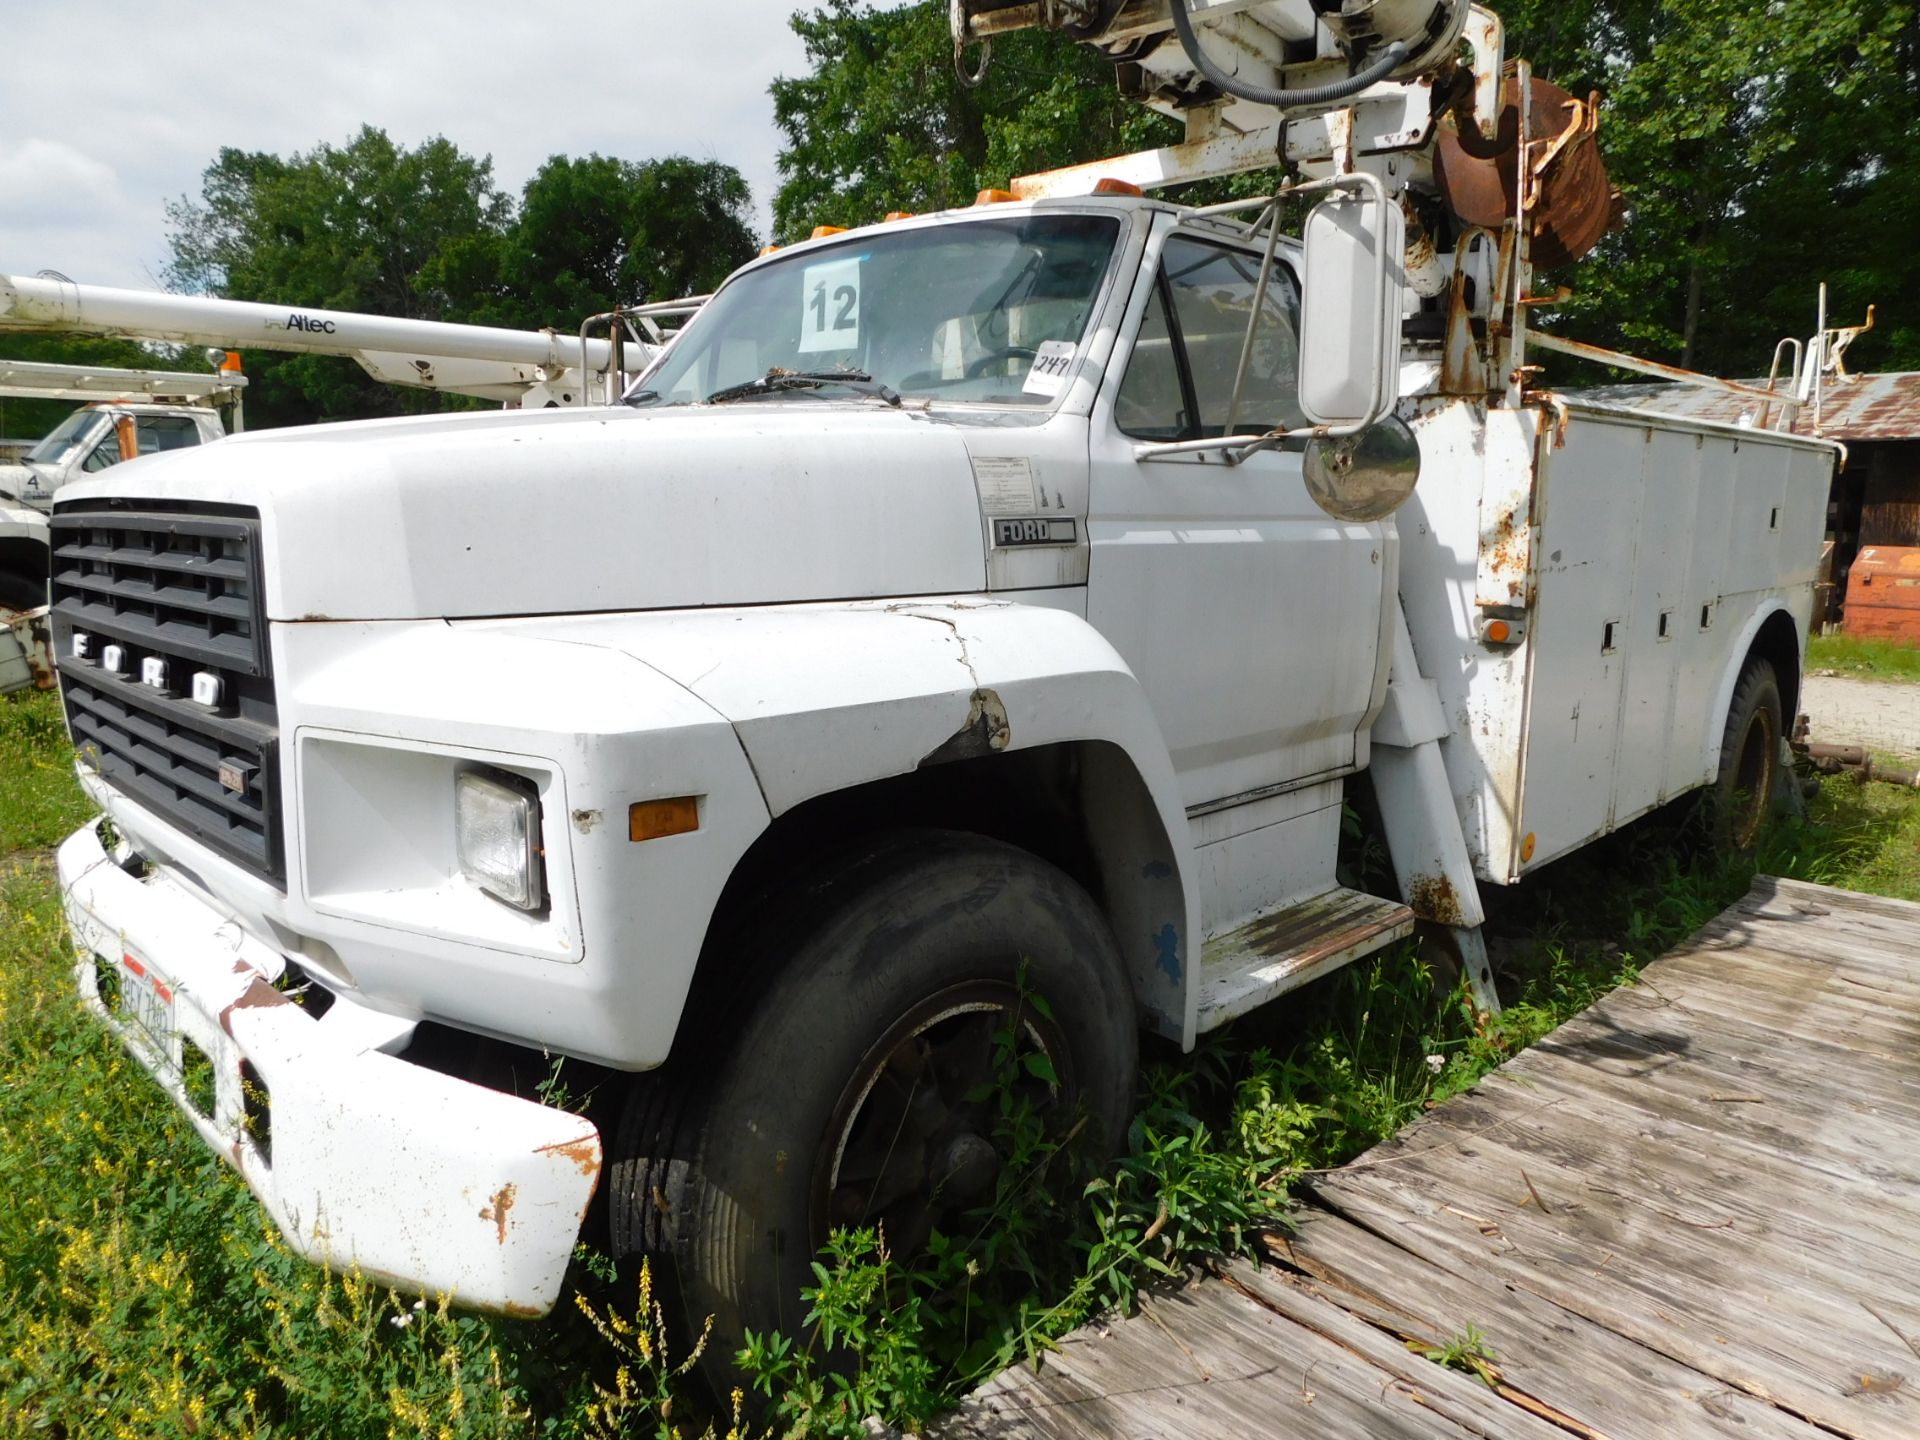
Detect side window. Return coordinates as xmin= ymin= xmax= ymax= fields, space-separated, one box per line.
xmin=135 ymin=416 xmax=204 ymax=454
xmin=1115 ymin=236 xmax=1304 ymax=441
xmin=81 ymin=437 xmax=122 ymax=473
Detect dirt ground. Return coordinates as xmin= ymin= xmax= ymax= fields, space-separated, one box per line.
xmin=1801 ymin=673 xmax=1920 ymax=757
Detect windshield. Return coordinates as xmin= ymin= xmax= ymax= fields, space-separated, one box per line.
xmin=25 ymin=409 xmax=104 ymax=467
xmin=636 ymin=212 xmax=1123 ymax=408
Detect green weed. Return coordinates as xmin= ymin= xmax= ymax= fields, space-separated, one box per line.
xmin=1807 ymin=631 xmax=1920 ymax=683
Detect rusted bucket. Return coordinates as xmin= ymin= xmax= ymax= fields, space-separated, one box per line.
xmin=1435 ymin=76 xmax=1616 ymax=268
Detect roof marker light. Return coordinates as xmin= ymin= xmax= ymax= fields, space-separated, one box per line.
xmin=810 ymin=225 xmax=848 ymax=240
xmin=1092 ymin=178 xmax=1144 ymax=196
xmin=974 ymin=188 xmax=1018 ymax=206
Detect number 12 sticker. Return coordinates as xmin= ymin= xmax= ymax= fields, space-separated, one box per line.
xmin=1021 ymin=339 xmax=1077 ymax=397
xmin=799 ymin=257 xmax=861 ymax=352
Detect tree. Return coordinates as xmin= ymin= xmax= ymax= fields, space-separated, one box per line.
xmin=769 ymin=0 xmax=1177 ymax=242
xmin=165 ymin=127 xmax=515 ymax=427
xmin=493 ymin=155 xmax=759 ymax=331
xmin=1502 ymin=0 xmax=1920 ymax=375
xmin=164 ymin=130 xmax=762 ymax=427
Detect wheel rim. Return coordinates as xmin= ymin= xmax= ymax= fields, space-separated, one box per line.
xmin=811 ymin=979 xmax=1072 ymax=1259
xmin=1731 ymin=701 xmax=1778 ymax=850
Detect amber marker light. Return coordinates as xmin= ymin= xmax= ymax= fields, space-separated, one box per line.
xmin=1521 ymin=832 xmax=1537 ymax=862
xmin=1486 ymin=619 xmax=1511 ymax=644
xmin=810 ymin=225 xmax=849 ymax=239
xmin=1091 ymin=177 xmax=1144 ymax=196
xmin=630 ymin=797 xmax=701 ymax=843
xmin=974 ymin=188 xmax=1018 ymax=205
xmin=883 ymin=211 xmax=916 ymax=222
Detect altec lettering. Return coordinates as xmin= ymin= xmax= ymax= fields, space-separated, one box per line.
xmin=271 ymin=313 xmax=338 ymax=334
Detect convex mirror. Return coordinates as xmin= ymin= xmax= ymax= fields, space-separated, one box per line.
xmin=1303 ymin=414 xmax=1421 ymax=521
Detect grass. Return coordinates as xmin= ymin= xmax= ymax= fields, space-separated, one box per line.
xmin=2 ymin=683 xmax=1919 ymax=1436
xmin=1806 ymin=631 xmax=1920 ymax=683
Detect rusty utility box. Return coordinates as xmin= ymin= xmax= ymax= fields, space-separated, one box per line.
xmin=1844 ymin=545 xmax=1920 ymax=644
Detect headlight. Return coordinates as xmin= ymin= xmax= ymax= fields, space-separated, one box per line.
xmin=454 ymin=768 xmax=545 ymax=911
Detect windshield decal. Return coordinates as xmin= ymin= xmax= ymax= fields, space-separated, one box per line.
xmin=1021 ymin=339 xmax=1077 ymax=398
xmin=799 ymin=256 xmax=862 ymax=353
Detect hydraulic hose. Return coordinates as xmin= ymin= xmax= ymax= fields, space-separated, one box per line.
xmin=1168 ymin=0 xmax=1408 ymax=111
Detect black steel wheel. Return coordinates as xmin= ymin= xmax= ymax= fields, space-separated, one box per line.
xmin=609 ymin=830 xmax=1137 ymax=1388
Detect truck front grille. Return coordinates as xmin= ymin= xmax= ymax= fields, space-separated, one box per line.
xmin=50 ymin=503 xmax=282 ymax=882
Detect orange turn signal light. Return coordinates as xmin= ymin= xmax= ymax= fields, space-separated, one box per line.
xmin=810 ymin=224 xmax=848 ymax=240
xmin=974 ymin=188 xmax=1018 ymax=206
xmin=629 ymin=796 xmax=701 ymax=843
xmin=1091 ymin=177 xmax=1144 ymax=196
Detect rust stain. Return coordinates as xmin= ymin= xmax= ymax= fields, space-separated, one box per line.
xmin=501 ymin=1299 xmax=542 ymax=1318
xmin=218 ymin=975 xmax=287 ymax=1037
xmin=1407 ymin=874 xmax=1471 ymax=927
xmin=480 ymin=1183 xmax=516 ymax=1245
xmin=534 ymin=1135 xmax=601 ymax=1178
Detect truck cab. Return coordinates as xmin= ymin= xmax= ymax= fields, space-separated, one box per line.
xmin=0 ymin=400 xmax=226 ymax=511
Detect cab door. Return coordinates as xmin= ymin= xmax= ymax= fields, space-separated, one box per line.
xmin=1085 ymin=221 xmax=1388 ymax=812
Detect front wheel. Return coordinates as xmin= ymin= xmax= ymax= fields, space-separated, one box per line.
xmin=609 ymin=831 xmax=1138 ymax=1378
xmin=1710 ymin=656 xmax=1784 ymax=855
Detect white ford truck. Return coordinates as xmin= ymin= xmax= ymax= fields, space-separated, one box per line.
xmin=50 ymin=0 xmax=1833 ymax=1361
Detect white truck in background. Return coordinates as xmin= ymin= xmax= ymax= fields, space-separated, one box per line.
xmin=0 ymin=361 xmax=244 ymax=692
xmin=0 ymin=275 xmax=683 ymax=692
xmin=44 ymin=0 xmax=1832 ymax=1380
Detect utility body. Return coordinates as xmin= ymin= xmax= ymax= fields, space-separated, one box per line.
xmin=44 ymin=0 xmax=1833 ymax=1354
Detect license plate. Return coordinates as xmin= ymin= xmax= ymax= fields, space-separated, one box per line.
xmin=119 ymin=953 xmax=175 ymax=1046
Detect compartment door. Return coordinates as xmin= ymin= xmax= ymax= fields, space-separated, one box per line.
xmin=1517 ymin=416 xmax=1643 ymax=868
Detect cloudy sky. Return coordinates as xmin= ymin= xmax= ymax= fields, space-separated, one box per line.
xmin=0 ymin=2 xmax=815 ymax=292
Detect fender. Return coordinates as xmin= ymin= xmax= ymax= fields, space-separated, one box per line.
xmin=1697 ymin=594 xmax=1803 ymax=775
xmin=501 ymin=597 xmax=1200 ymax=1039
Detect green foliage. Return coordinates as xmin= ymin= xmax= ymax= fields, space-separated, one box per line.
xmin=162 ymin=130 xmax=757 ymax=429
xmin=0 ymin=690 xmax=95 ymax=853
xmin=769 ymin=1 xmax=1178 ymax=241
xmin=496 ymin=155 xmax=758 ymax=334
xmin=1412 ymin=1323 xmax=1500 ymax=1387
xmin=1503 ymin=0 xmax=1920 ymax=374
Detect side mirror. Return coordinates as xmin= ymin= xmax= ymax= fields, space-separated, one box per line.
xmin=1296 ymin=187 xmax=1406 ymax=429
xmin=1303 ymin=415 xmax=1422 ymax=521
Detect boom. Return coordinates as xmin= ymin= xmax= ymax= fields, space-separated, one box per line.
xmin=0 ymin=272 xmax=660 ymax=406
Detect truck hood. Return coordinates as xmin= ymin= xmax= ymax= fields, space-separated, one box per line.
xmin=55 ymin=404 xmax=1002 ymax=621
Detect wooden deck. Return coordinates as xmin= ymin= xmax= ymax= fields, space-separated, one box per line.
xmin=948 ymin=876 xmax=1920 ymax=1440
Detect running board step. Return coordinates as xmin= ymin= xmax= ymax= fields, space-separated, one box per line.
xmin=1197 ymin=887 xmax=1416 ymax=1033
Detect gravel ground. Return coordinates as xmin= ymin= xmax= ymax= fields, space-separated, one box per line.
xmin=1801 ymin=672 xmax=1920 ymax=757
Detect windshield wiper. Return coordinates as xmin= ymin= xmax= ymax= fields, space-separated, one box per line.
xmin=705 ymin=369 xmax=901 ymax=408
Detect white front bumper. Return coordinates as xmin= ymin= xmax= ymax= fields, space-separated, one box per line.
xmin=57 ymin=820 xmax=602 ymax=1316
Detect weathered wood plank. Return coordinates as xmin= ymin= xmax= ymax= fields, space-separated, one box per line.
xmin=1267 ymin=1210 xmax=1839 ymax=1440
xmin=947 ymin=875 xmax=1920 ymax=1440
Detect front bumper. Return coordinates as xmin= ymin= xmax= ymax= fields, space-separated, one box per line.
xmin=57 ymin=819 xmax=602 ymax=1316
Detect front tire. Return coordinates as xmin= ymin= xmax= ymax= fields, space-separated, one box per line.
xmin=1710 ymin=656 xmax=1784 ymax=855
xmin=609 ymin=831 xmax=1138 ymax=1379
